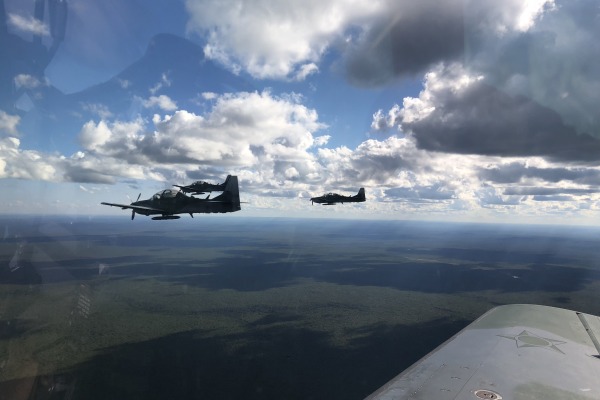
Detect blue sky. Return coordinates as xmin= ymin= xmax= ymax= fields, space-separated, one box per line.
xmin=1 ymin=0 xmax=600 ymax=224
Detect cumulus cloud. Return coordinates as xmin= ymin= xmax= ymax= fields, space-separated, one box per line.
xmin=371 ymin=105 xmax=401 ymax=132
xmin=313 ymin=135 xmax=331 ymax=147
xmin=142 ymin=95 xmax=178 ymax=111
xmin=183 ymin=0 xmax=555 ymax=83
xmin=0 ymin=137 xmax=58 ymax=181
xmin=313 ymin=135 xmax=495 ymax=210
xmin=360 ymin=0 xmax=600 ymax=222
xmin=0 ymin=92 xmax=331 ymax=187
xmin=149 ymin=73 xmax=172 ymax=95
xmin=78 ymin=92 xmax=327 ymax=182
xmin=295 ymin=63 xmax=319 ymax=81
xmin=185 ymin=0 xmax=384 ymax=80
xmin=317 ymin=137 xmax=420 ymax=185
xmin=0 ymin=111 xmax=21 ymax=136
xmin=0 ymin=136 xmax=164 ymax=184
xmin=202 ymin=92 xmax=218 ymax=100
xmin=374 ymin=63 xmax=600 ymax=163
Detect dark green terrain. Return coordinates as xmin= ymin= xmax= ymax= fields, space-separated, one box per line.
xmin=1 ymin=217 xmax=599 ymax=399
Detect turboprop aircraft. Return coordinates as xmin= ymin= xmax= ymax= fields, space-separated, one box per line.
xmin=101 ymin=176 xmax=241 ymax=220
xmin=173 ymin=176 xmax=228 ymax=195
xmin=310 ymin=188 xmax=365 ymax=205
xmin=365 ymin=304 xmax=600 ymax=399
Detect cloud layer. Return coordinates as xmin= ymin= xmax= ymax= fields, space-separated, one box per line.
xmin=3 ymin=0 xmax=600 ymax=222
xmin=185 ymin=0 xmax=385 ymax=79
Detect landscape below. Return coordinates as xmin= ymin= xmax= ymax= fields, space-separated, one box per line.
xmin=1 ymin=216 xmax=599 ymax=399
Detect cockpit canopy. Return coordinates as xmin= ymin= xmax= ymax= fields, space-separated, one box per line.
xmin=152 ymin=189 xmax=181 ymax=201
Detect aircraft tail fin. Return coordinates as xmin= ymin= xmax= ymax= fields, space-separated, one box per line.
xmin=212 ymin=175 xmax=240 ymax=206
xmin=356 ymin=188 xmax=366 ymax=201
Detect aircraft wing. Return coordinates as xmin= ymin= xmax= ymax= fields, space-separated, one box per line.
xmin=366 ymin=304 xmax=600 ymax=400
xmin=100 ymin=202 xmax=165 ymax=213
xmin=173 ymin=185 xmax=198 ymax=193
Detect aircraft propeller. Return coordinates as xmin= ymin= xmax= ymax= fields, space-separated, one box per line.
xmin=131 ymin=194 xmax=141 ymax=220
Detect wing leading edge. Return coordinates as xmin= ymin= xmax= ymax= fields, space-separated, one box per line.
xmin=100 ymin=202 xmax=165 ymax=214
xmin=366 ymin=304 xmax=600 ymax=400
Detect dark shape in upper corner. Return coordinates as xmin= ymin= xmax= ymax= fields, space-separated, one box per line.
xmin=310 ymin=188 xmax=365 ymax=205
xmin=101 ymin=175 xmax=241 ymax=220
xmin=173 ymin=177 xmax=227 ymax=195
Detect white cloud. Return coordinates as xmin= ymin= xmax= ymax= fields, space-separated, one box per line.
xmin=76 ymin=92 xmax=328 ymax=187
xmin=142 ymin=95 xmax=178 ymax=111
xmin=313 ymin=135 xmax=331 ymax=147
xmin=149 ymin=72 xmax=172 ymax=95
xmin=185 ymin=0 xmax=385 ymax=80
xmin=187 ymin=0 xmax=554 ymax=84
xmin=14 ymin=74 xmax=44 ymax=90
xmin=373 ymin=62 xmax=600 ymax=162
xmin=0 ymin=137 xmax=59 ymax=181
xmin=0 ymin=134 xmax=165 ymax=184
xmin=0 ymin=111 xmax=21 ymax=136
xmin=295 ymin=63 xmax=319 ymax=81
xmin=515 ymin=0 xmax=555 ymax=32
xmin=202 ymin=92 xmax=218 ymax=100
xmin=8 ymin=13 xmax=49 ymax=36
xmin=284 ymin=167 xmax=299 ymax=179
xmin=371 ymin=105 xmax=401 ymax=132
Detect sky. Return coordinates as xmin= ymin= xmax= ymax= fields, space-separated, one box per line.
xmin=1 ymin=0 xmax=600 ymax=224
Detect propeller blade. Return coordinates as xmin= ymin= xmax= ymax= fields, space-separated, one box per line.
xmin=131 ymin=210 xmax=135 ymax=220
xmin=136 ymin=193 xmax=141 ymax=202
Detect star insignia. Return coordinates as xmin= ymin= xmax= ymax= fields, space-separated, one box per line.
xmin=498 ymin=330 xmax=566 ymax=354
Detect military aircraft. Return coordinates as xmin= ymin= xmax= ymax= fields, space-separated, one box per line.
xmin=310 ymin=188 xmax=365 ymax=205
xmin=101 ymin=175 xmax=241 ymax=220
xmin=173 ymin=176 xmax=229 ymax=195
xmin=366 ymin=304 xmax=600 ymax=399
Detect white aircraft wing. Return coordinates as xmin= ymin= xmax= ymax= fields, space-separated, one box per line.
xmin=366 ymin=304 xmax=600 ymax=400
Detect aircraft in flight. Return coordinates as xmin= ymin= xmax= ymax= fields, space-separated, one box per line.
xmin=366 ymin=304 xmax=600 ymax=399
xmin=310 ymin=188 xmax=366 ymax=205
xmin=173 ymin=176 xmax=229 ymax=195
xmin=101 ymin=175 xmax=241 ymax=220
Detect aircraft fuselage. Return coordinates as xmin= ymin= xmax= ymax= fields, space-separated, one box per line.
xmin=310 ymin=188 xmax=366 ymax=205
